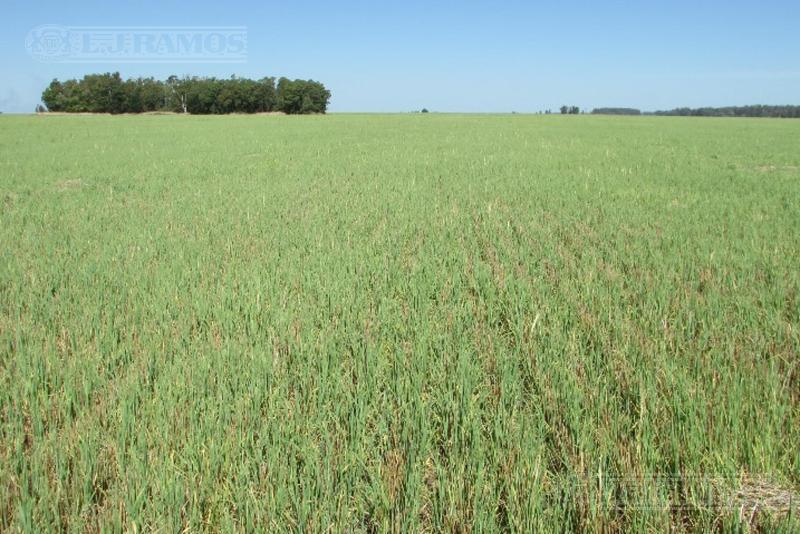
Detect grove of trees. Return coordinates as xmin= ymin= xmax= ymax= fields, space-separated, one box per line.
xmin=591 ymin=108 xmax=641 ymax=115
xmin=41 ymin=73 xmax=331 ymax=115
xmin=560 ymin=106 xmax=580 ymax=114
xmin=653 ymin=105 xmax=800 ymax=118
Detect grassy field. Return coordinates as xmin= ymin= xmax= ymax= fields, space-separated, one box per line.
xmin=1 ymin=113 xmax=798 ymax=531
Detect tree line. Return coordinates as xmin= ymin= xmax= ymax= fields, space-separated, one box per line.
xmin=590 ymin=106 xmax=800 ymax=117
xmin=652 ymin=105 xmax=800 ymax=118
xmin=40 ymin=73 xmax=331 ymax=114
xmin=591 ymin=108 xmax=641 ymax=115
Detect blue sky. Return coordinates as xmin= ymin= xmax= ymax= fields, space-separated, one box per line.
xmin=1 ymin=0 xmax=799 ymax=113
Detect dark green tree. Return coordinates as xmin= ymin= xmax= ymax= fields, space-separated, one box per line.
xmin=41 ymin=80 xmax=65 ymax=111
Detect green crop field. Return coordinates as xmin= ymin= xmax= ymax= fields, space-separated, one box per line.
xmin=1 ymin=114 xmax=798 ymax=531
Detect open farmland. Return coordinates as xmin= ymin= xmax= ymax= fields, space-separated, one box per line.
xmin=0 ymin=114 xmax=798 ymax=531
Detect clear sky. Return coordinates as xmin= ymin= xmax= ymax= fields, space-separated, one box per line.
xmin=2 ymin=0 xmax=799 ymax=113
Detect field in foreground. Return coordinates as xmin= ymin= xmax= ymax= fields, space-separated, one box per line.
xmin=1 ymin=114 xmax=798 ymax=531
